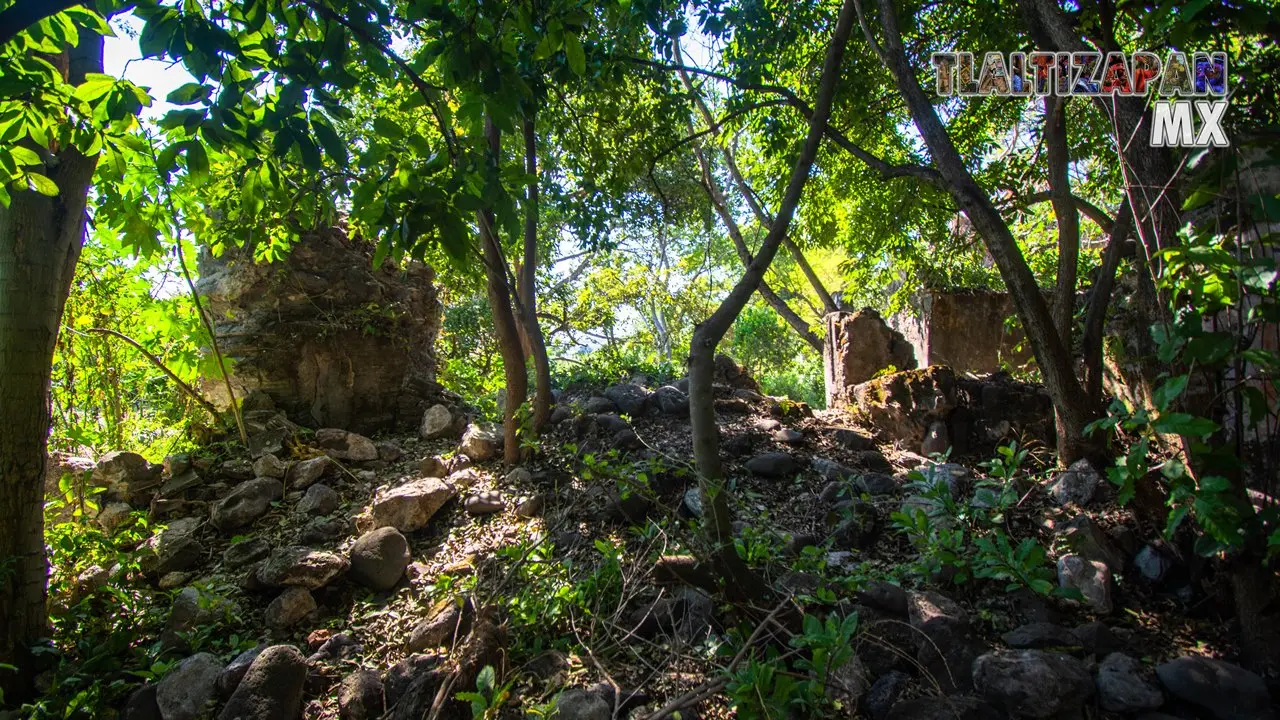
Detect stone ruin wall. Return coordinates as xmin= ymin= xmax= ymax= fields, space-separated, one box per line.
xmin=196 ymin=227 xmax=449 ymax=435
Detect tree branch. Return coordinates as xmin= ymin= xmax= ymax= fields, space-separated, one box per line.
xmin=79 ymin=328 xmax=221 ymax=418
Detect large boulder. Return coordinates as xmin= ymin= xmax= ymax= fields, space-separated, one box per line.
xmin=211 ymin=478 xmax=283 ymax=532
xmin=156 ymin=652 xmax=222 ymax=720
xmin=91 ymin=451 xmax=162 ymax=506
xmin=257 ymin=546 xmax=349 ymax=589
xmin=217 ymin=645 xmax=308 ymax=720
xmin=823 ymin=309 xmax=918 ymax=408
xmin=972 ymin=650 xmax=1094 ymax=718
xmin=315 ymin=428 xmax=378 ymax=461
xmin=604 ymin=383 xmax=650 ymax=415
xmin=370 ymin=478 xmax=456 ymax=532
xmin=1155 ymin=656 xmax=1276 ymax=720
xmin=459 ymin=424 xmax=499 ymax=462
xmin=197 ymin=227 xmax=449 ymax=434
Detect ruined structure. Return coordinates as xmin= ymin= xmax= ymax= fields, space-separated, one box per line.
xmin=888 ymin=290 xmax=1033 ymax=374
xmin=197 ymin=227 xmax=447 ymax=434
xmin=822 ymin=309 xmax=917 ymax=408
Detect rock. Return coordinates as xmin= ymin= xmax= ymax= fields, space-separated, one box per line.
xmin=418 ymin=455 xmax=448 ymax=478
xmin=1134 ymin=544 xmax=1174 ymax=584
xmin=408 ymin=598 xmax=463 ymax=651
xmin=1096 ymin=652 xmax=1163 ymax=712
xmin=92 ymin=450 xmax=162 ymax=505
xmin=582 ymin=396 xmax=616 ymax=414
xmin=850 ymin=367 xmax=956 ymax=446
xmin=853 ymin=450 xmax=894 ymax=473
xmin=218 ymin=645 xmax=267 ymax=695
xmin=857 ymin=472 xmax=899 ymax=496
xmin=651 ymin=385 xmax=689 ymax=416
xmin=383 ymin=654 xmax=447 ymax=719
xmin=921 ymin=419 xmax=950 ymax=456
xmin=123 ymin=683 xmax=163 ymax=720
xmin=299 ymin=517 xmax=346 ymax=544
xmin=217 ymin=645 xmax=308 ymax=720
xmin=826 ymin=656 xmax=869 ymax=710
xmin=338 ymin=669 xmax=384 ymax=720
xmin=377 ymin=440 xmax=403 ymax=461
xmin=505 ymin=467 xmax=532 ymax=484
xmin=447 ymin=468 xmax=482 ymax=489
xmin=829 ymin=499 xmax=880 ymax=550
xmin=857 ymin=581 xmax=908 ymax=617
xmin=349 ymin=527 xmax=411 ymax=591
xmin=1047 ymin=459 xmax=1100 ymax=506
xmin=833 ymin=428 xmax=876 ymax=452
xmin=308 ymin=632 xmax=361 ymax=663
xmin=156 ymin=652 xmax=222 ymax=720
xmin=371 ymin=478 xmax=455 ymax=532
xmin=419 ymin=404 xmax=455 ymax=440
xmin=252 ymin=454 xmax=288 ymax=479
xmin=316 ymin=428 xmax=379 ymax=461
xmin=154 ymin=518 xmax=206 ymax=574
xmin=549 ymin=406 xmax=572 ymax=424
xmin=681 ymin=487 xmax=703 ymax=518
xmin=553 ymin=685 xmax=613 ymax=720
xmin=907 ymin=591 xmax=967 ymax=629
xmin=1057 ymin=514 xmax=1123 ymax=570
xmin=464 ymin=490 xmax=504 ymax=515
xmin=258 ymin=546 xmax=349 ymax=589
xmin=825 ymin=309 xmax=918 ymax=407
xmin=218 ymin=458 xmax=255 ymax=482
xmin=1072 ymin=621 xmax=1121 ymax=656
xmin=1155 ymin=656 xmax=1276 ymax=720
xmin=867 ymin=670 xmax=911 ymax=720
xmin=819 ymin=480 xmax=849 ymax=504
xmin=297 ymin=483 xmax=339 ymax=515
xmin=972 ymin=650 xmax=1094 ymax=718
xmin=813 ymin=457 xmax=855 ymax=483
xmin=1001 ymin=622 xmax=1080 ymax=650
xmin=745 ymin=452 xmax=798 ymax=478
xmin=604 ymin=383 xmax=651 ymax=415
xmin=627 ymin=588 xmax=715 ymax=643
xmin=459 ymin=423 xmax=499 ymax=461
xmin=515 ymin=494 xmax=545 ymax=519
xmin=773 ymin=428 xmax=804 ymax=443
xmin=1057 ymin=554 xmax=1113 ymax=613
xmin=265 ymin=587 xmax=316 ymax=628
xmin=165 ymin=587 xmax=235 ymax=647
xmin=919 ymin=462 xmax=970 ymax=499
xmin=286 ymin=456 xmax=330 ymax=489
xmin=97 ymin=501 xmax=134 ymax=532
xmin=211 ymin=478 xmax=283 ymax=532
xmin=916 ymin=614 xmax=982 ymax=693
xmin=160 ymin=468 xmax=203 ymax=498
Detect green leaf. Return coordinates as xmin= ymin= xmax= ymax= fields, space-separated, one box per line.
xmin=564 ymin=34 xmax=586 ymax=76
xmin=9 ymin=146 xmax=40 ymax=166
xmin=373 ymin=116 xmax=403 ymax=139
xmin=1152 ymin=375 xmax=1189 ymax=411
xmin=1152 ymin=413 xmax=1218 ymax=438
xmin=167 ymin=82 xmax=211 ymax=105
xmin=533 ymin=33 xmax=560 ymax=60
xmin=184 ymin=142 xmax=209 ymax=182
xmin=1198 ymin=475 xmax=1232 ymax=493
xmin=25 ymin=172 xmax=58 ymax=196
xmin=311 ymin=116 xmax=348 ymax=166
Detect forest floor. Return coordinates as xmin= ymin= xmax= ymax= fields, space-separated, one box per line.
xmin=32 ymin=362 xmax=1272 ymax=720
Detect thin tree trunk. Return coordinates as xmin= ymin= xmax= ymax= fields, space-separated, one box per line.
xmin=863 ymin=0 xmax=1099 ymax=465
xmin=520 ymin=111 xmax=553 ymax=429
xmin=0 ymin=32 xmax=101 ymax=706
xmin=1044 ymin=94 xmax=1082 ymax=454
xmin=690 ymin=137 xmax=822 ymax=352
xmin=676 ymin=49 xmax=839 ymax=316
xmin=479 ymin=116 xmax=528 ymax=467
xmin=1082 ymin=201 xmax=1134 ymax=403
xmin=687 ymin=0 xmax=856 ymax=599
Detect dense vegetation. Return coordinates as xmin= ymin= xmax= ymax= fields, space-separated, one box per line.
xmin=1 ymin=0 xmax=1279 ymax=717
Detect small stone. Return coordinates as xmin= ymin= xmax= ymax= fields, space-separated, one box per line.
xmin=315 ymin=428 xmax=379 ymax=461
xmin=338 ymin=669 xmax=384 ymax=720
xmin=773 ymin=428 xmax=803 ymax=443
xmin=1097 ymin=652 xmax=1163 ymax=712
xmin=829 ymin=499 xmax=879 ymax=550
xmin=158 ymin=571 xmax=193 ymax=590
xmin=419 ymin=404 xmax=455 ymax=440
xmin=160 ymin=468 xmax=203 ymax=497
xmin=257 ymin=546 xmax=349 ymax=589
xmin=819 ymin=481 xmax=849 ymax=503
xmin=370 ymin=478 xmax=456 ymax=532
xmin=211 ymin=478 xmax=283 ymax=532
xmin=784 ymin=534 xmax=819 ymax=555
xmin=866 ymin=670 xmax=910 ymax=720
xmin=505 ymin=467 xmax=533 ymax=484
xmin=745 ymin=452 xmax=798 ymax=478
xmin=418 ymin=455 xmax=448 ymax=478
xmin=92 ymin=450 xmax=162 ymax=504
xmin=308 ymin=632 xmax=361 ymax=663
xmin=464 ymin=490 xmax=504 ymax=515
xmin=972 ymin=649 xmax=1094 ymax=718
xmin=856 ymin=581 xmax=908 ymax=617
xmin=1047 ymin=458 xmax=1101 ymax=506
xmin=833 ymin=428 xmax=876 ymax=451
xmin=376 ymin=441 xmax=402 ymax=462
xmin=1156 ymin=655 xmax=1276 ymax=720
xmin=299 ymin=517 xmax=346 ymax=544
xmin=218 ymin=645 xmax=267 ymax=695
xmin=253 ymin=454 xmax=288 ymax=479
xmin=265 ymin=587 xmax=316 ymax=628
xmin=97 ymin=501 xmax=134 ymax=532
xmin=920 ymin=419 xmax=950 ymax=456
xmin=857 ymin=472 xmax=899 ymax=495
xmin=1001 ymin=622 xmax=1079 ymax=649
xmin=286 ymin=456 xmax=330 ymax=489
xmin=349 ymin=527 xmax=411 ymax=591
xmin=582 ymin=396 xmax=616 ymax=414
xmin=297 ymin=483 xmax=339 ymax=515
xmin=156 ymin=652 xmax=222 ymax=720
xmin=918 ymin=462 xmax=969 ymax=499
xmin=1072 ymin=621 xmax=1121 ymax=656
xmin=217 ymin=645 xmax=308 ymax=720
xmin=407 ymin=598 xmax=463 ymax=651
xmin=1134 ymin=544 xmax=1174 ymax=584
xmin=906 ymin=591 xmax=967 ymax=629
xmin=515 ymin=494 xmax=545 ymax=519
xmin=1057 ymin=554 xmax=1113 ymax=613
xmin=1058 ymin=514 xmax=1123 ymax=570
xmin=459 ymin=423 xmax=500 ymax=462
xmin=554 ymin=685 xmax=613 ymax=720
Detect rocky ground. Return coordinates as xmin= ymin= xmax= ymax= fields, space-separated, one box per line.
xmin=44 ymin=357 xmax=1277 ymax=719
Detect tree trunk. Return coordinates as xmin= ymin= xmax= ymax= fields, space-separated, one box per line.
xmin=687 ymin=0 xmax=856 ymax=599
xmin=1081 ymin=202 xmax=1134 ymax=403
xmin=0 ymin=32 xmax=102 ymax=705
xmin=865 ymin=0 xmax=1099 ymax=465
xmin=520 ymin=110 xmax=553 ymax=430
xmin=1044 ymin=94 xmax=1083 ymax=455
xmin=675 ymin=48 xmax=839 ymax=316
xmin=479 ymin=117 xmax=528 ymax=467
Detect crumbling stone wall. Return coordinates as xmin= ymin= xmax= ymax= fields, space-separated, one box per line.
xmin=889 ymin=290 xmax=1033 ymax=374
xmin=823 ymin=309 xmax=917 ymax=408
xmin=197 ymin=227 xmax=446 ymax=434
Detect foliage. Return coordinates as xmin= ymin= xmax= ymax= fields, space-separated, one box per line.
xmin=456 ymin=665 xmax=512 ymax=720
xmin=725 ymin=611 xmax=859 ymax=718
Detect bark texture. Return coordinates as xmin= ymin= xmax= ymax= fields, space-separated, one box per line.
xmin=520 ymin=111 xmax=553 ymax=429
